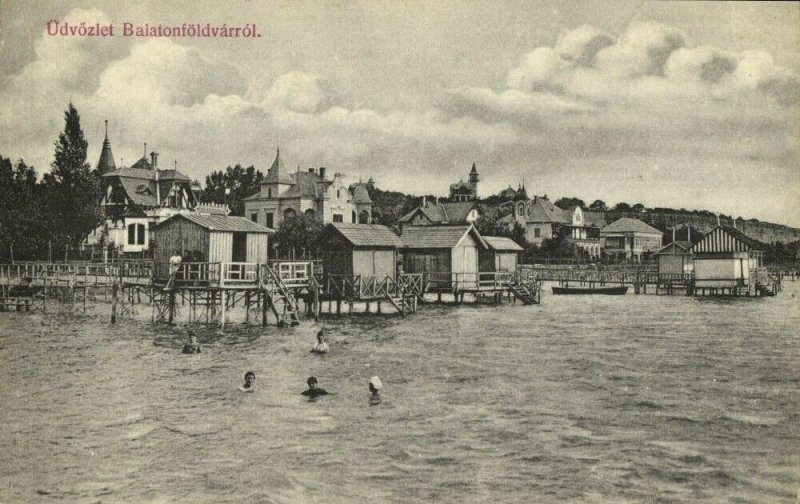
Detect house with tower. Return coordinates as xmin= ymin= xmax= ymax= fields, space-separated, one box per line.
xmin=449 ymin=163 xmax=479 ymax=202
xmin=242 ymin=148 xmax=373 ymax=230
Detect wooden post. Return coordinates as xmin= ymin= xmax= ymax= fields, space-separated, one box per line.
xmin=313 ymin=287 xmax=320 ymax=321
xmin=111 ymin=284 xmax=118 ymax=323
xmin=262 ymin=291 xmax=268 ymax=326
xmin=245 ymin=291 xmax=251 ymax=324
xmin=220 ymin=290 xmax=227 ymax=329
xmin=168 ymin=290 xmax=176 ymax=325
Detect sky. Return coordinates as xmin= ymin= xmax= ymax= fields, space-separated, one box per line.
xmin=0 ymin=0 xmax=798 ymax=226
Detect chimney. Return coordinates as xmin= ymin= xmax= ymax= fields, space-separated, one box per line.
xmin=319 ymin=167 xmax=326 ymax=179
xmin=688 ymin=227 xmax=691 ymax=242
xmin=155 ymin=168 xmax=160 ymax=206
xmin=308 ymin=168 xmax=315 ymax=174
xmin=150 ymin=151 xmax=159 ymax=170
xmin=422 ymin=196 xmax=427 ymax=207
xmin=672 ymin=227 xmax=676 ymax=243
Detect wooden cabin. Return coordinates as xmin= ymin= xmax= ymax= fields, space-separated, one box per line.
xmin=653 ymin=241 xmax=693 ymax=276
xmin=152 ymin=213 xmax=274 ymax=265
xmin=480 ymin=236 xmax=523 ymax=272
xmin=322 ymin=223 xmax=403 ymax=280
xmin=401 ymin=225 xmax=487 ymax=290
xmin=691 ymin=226 xmax=764 ymax=290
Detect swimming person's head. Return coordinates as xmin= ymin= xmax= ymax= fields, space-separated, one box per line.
xmin=244 ymin=371 xmax=256 ymax=387
xmin=307 ymin=376 xmax=318 ymax=389
xmin=316 ymin=331 xmax=325 ymax=343
xmin=369 ymin=376 xmax=382 ymax=395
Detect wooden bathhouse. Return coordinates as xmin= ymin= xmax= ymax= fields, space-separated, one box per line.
xmin=322 ymin=223 xmax=404 ymax=280
xmin=480 ymin=236 xmax=523 ymax=272
xmin=400 ymin=225 xmax=487 ymax=290
xmin=690 ymin=225 xmax=765 ymax=293
xmin=653 ymin=241 xmax=693 ymax=276
xmin=152 ymin=213 xmax=274 ymax=265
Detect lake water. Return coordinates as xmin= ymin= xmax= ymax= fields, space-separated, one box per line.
xmin=0 ymin=282 xmax=798 ymax=503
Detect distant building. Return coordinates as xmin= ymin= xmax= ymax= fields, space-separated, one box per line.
xmin=399 ymin=199 xmax=480 ymax=227
xmin=501 ymin=195 xmax=602 ymax=257
xmin=449 ymin=163 xmax=479 ymax=202
xmin=600 ymin=217 xmax=663 ymax=261
xmin=243 ymin=149 xmax=372 ymax=229
xmin=88 ymin=126 xmax=200 ymax=255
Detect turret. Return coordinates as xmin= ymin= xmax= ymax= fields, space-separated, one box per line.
xmin=96 ymin=120 xmax=117 ymax=174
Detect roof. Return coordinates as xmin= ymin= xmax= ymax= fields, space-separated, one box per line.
xmin=352 ymin=183 xmax=372 ymax=204
xmin=653 ymin=241 xmax=693 ymax=255
xmin=399 ymin=201 xmax=478 ymax=224
xmin=101 ymin=167 xmax=191 ymax=181
xmin=528 ymin=198 xmax=570 ymax=224
xmin=117 ymin=177 xmax=158 ymax=206
xmin=96 ymin=136 xmax=116 ymax=174
xmin=601 ymin=217 xmax=662 ymax=235
xmin=264 ymin=149 xmax=293 ymax=184
xmin=401 ymin=225 xmax=486 ymax=249
xmin=130 ymin=156 xmax=152 ymax=170
xmin=328 ymin=223 xmax=403 ymax=247
xmin=155 ymin=213 xmax=275 ymax=233
xmin=692 ymin=225 xmax=765 ymax=253
xmin=483 ymin=236 xmax=523 ymax=252
xmin=450 ymin=180 xmax=471 ymax=191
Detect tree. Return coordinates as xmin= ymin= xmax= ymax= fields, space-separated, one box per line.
xmin=272 ymin=214 xmax=324 ymax=258
xmin=554 ymin=197 xmax=586 ymax=210
xmin=201 ymin=164 xmax=264 ymax=216
xmin=613 ymin=202 xmax=632 ymax=212
xmin=589 ymin=200 xmax=607 ymax=211
xmin=42 ymin=103 xmax=102 ymax=250
xmin=0 ymin=157 xmax=48 ymax=260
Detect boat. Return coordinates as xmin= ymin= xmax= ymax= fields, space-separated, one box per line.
xmin=552 ymin=285 xmax=628 ymax=295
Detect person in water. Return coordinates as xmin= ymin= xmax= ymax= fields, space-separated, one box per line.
xmin=310 ymin=331 xmax=329 ymax=354
xmin=182 ymin=330 xmax=201 ymax=354
xmin=301 ymin=376 xmax=330 ymax=399
xmin=368 ymin=376 xmax=382 ymax=405
xmin=239 ymin=371 xmax=256 ymax=392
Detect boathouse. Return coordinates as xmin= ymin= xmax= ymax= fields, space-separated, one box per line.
xmin=152 ymin=213 xmax=274 ymax=265
xmin=480 ymin=236 xmax=523 ymax=272
xmin=653 ymin=241 xmax=693 ymax=276
xmin=400 ymin=225 xmax=487 ymax=290
xmin=322 ymin=223 xmax=403 ymax=280
xmin=691 ymin=226 xmax=765 ymax=292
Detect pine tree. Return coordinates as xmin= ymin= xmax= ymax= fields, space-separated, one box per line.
xmin=42 ymin=103 xmax=102 ymax=250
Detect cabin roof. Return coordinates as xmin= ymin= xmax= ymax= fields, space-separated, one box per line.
xmin=401 ymin=225 xmax=486 ymax=249
xmin=691 ymin=225 xmax=765 ymax=253
xmin=328 ymin=223 xmax=403 ymax=247
xmin=601 ymin=217 xmax=662 ymax=235
xmin=653 ymin=241 xmax=693 ymax=255
xmin=483 ymin=236 xmax=523 ymax=252
xmin=399 ymin=201 xmax=478 ymax=224
xmin=155 ymin=213 xmax=275 ymax=233
xmin=527 ymin=198 xmax=570 ymax=224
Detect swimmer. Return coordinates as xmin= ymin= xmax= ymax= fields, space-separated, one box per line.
xmin=368 ymin=376 xmax=382 ymax=405
xmin=310 ymin=331 xmax=329 ymax=354
xmin=239 ymin=371 xmax=256 ymax=392
xmin=182 ymin=330 xmax=201 ymax=354
xmin=301 ymin=376 xmax=330 ymax=399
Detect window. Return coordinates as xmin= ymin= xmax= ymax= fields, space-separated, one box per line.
xmin=333 ymin=213 xmax=344 ymax=223
xmin=266 ymin=212 xmax=274 ymax=228
xmin=337 ymin=189 xmax=341 ymax=199
xmin=283 ymin=208 xmax=296 ymax=221
xmin=534 ymin=228 xmax=541 ymax=238
xmin=517 ymin=203 xmax=524 ymax=216
xmin=351 ymin=211 xmax=356 ymax=223
xmin=267 ymin=188 xmax=272 ymax=198
xmin=127 ymin=223 xmax=146 ymax=245
xmin=250 ymin=213 xmax=258 ymax=223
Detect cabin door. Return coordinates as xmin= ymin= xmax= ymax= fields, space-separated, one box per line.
xmin=232 ymin=233 xmax=247 ymax=262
